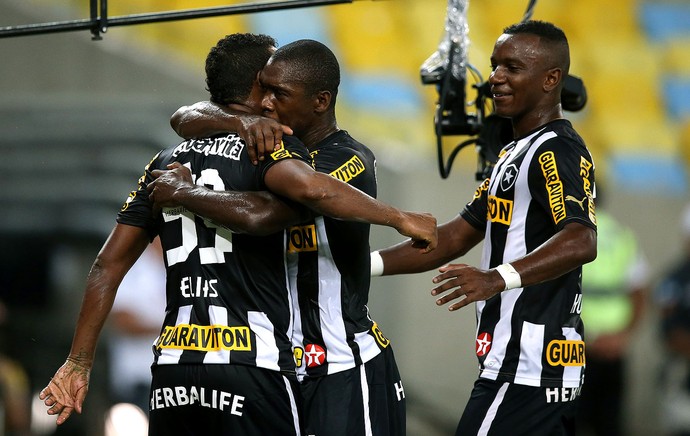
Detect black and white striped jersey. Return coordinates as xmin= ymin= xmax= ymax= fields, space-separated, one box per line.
xmin=287 ymin=130 xmax=390 ymax=381
xmin=461 ymin=119 xmax=596 ymax=388
xmin=117 ymin=134 xmax=310 ymax=376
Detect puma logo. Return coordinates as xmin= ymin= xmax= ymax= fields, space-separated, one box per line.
xmin=565 ymin=195 xmax=586 ymax=211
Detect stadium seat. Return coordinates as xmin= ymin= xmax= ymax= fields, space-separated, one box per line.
xmin=639 ymin=2 xmax=690 ymax=43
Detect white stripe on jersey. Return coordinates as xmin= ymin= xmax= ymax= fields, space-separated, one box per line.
xmin=478 ymin=382 xmax=509 ymax=436
xmin=354 ymin=328 xmax=380 ymax=367
xmin=359 ymin=364 xmax=373 ymax=436
xmin=203 ymin=305 xmax=230 ymax=364
xmin=248 ymin=311 xmax=281 ymax=371
xmin=282 ymin=375 xmax=302 ymax=436
xmin=158 ymin=305 xmax=192 ymax=364
xmin=561 ymin=327 xmax=584 ymax=388
xmin=479 ymin=288 xmax=522 ymax=380
xmin=514 ymin=322 xmax=545 ymax=386
xmin=314 ymin=216 xmax=356 ymax=373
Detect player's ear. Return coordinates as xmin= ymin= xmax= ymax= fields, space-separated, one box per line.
xmin=543 ymin=67 xmax=562 ymax=93
xmin=314 ymin=90 xmax=332 ymax=113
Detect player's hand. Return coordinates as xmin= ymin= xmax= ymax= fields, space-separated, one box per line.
xmin=397 ymin=212 xmax=437 ymax=253
xmin=238 ymin=115 xmax=293 ymax=165
xmin=147 ymin=162 xmax=194 ymax=208
xmin=39 ymin=358 xmax=91 ymax=425
xmin=430 ymin=264 xmax=504 ymax=311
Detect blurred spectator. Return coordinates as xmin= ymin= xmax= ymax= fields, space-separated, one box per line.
xmin=655 ymin=204 xmax=690 ymax=436
xmin=0 ymin=299 xmax=31 ymax=436
xmin=576 ymin=205 xmax=650 ymax=436
xmin=107 ymin=238 xmax=166 ymax=414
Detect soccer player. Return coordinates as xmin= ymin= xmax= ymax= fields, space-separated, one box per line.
xmin=39 ymin=33 xmax=436 ymax=436
xmin=159 ymin=39 xmax=416 ymax=435
xmin=371 ymin=21 xmax=597 ymax=435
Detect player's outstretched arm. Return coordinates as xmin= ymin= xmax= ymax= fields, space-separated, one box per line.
xmin=147 ymin=162 xmax=309 ymax=235
xmin=264 ymin=158 xmax=438 ymax=252
xmin=375 ymin=215 xmax=484 ymax=276
xmin=40 ymin=224 xmax=149 ymax=424
xmin=170 ymin=101 xmax=293 ymax=164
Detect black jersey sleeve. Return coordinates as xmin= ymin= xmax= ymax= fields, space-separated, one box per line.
xmin=258 ymin=136 xmax=311 ymax=188
xmin=529 ymin=137 xmax=597 ymax=231
xmin=461 ymin=178 xmax=490 ymax=231
xmin=116 ymin=151 xmax=163 ymax=239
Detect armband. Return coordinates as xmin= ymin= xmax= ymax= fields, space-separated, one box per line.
xmin=370 ymin=251 xmax=384 ymax=277
xmin=495 ymin=263 xmax=522 ymax=290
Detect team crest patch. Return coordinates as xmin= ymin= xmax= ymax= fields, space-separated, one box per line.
xmin=500 ymin=163 xmax=518 ymax=191
xmin=304 ymin=343 xmax=326 ymax=368
xmin=476 ymin=332 xmax=492 ymax=357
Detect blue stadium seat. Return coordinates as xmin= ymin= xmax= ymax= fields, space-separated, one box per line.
xmin=663 ymin=76 xmax=690 ymax=120
xmin=639 ymin=2 xmax=690 ymax=42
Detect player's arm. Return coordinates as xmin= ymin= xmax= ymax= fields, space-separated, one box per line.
xmin=147 ymin=162 xmax=309 ymax=235
xmin=263 ymin=158 xmax=438 ymax=252
xmin=170 ymin=101 xmax=293 ymax=164
xmin=40 ymin=223 xmax=150 ymax=425
xmin=432 ymin=221 xmax=597 ymax=311
xmin=375 ymin=214 xmax=485 ymax=275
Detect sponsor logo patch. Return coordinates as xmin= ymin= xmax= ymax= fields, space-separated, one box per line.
xmin=304 ymin=344 xmax=326 ymax=368
xmin=487 ymin=195 xmax=513 ymax=225
xmin=539 ymin=151 xmax=566 ymax=224
xmin=546 ymin=339 xmax=585 ymax=367
xmin=155 ymin=324 xmax=251 ymax=352
xmin=287 ymin=224 xmax=317 ymax=253
xmin=472 ymin=178 xmax=490 ymax=201
xmin=270 ymin=143 xmax=293 ymax=161
xmin=371 ymin=323 xmax=390 ymax=348
xmin=330 ymin=155 xmax=365 ymax=183
xmin=476 ymin=332 xmax=492 ymax=356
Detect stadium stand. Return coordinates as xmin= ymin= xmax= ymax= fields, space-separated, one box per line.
xmin=39 ymin=0 xmax=690 ymax=192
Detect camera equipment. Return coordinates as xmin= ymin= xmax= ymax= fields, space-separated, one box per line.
xmin=422 ymin=0 xmax=587 ymax=180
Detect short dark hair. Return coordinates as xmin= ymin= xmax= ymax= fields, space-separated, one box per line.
xmin=205 ymin=33 xmax=277 ymax=105
xmin=271 ymin=39 xmax=340 ymax=104
xmin=503 ymin=20 xmax=570 ymax=73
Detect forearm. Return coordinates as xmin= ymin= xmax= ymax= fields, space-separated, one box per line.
xmin=171 ymin=102 xmax=239 ymax=139
xmin=378 ymin=215 xmax=482 ymax=275
xmin=174 ymin=186 xmax=307 ymax=235
xmin=68 ymin=260 xmax=123 ymax=366
xmin=506 ymin=222 xmax=597 ymax=288
xmin=68 ymin=224 xmax=150 ymax=366
xmin=283 ymin=171 xmax=403 ymax=226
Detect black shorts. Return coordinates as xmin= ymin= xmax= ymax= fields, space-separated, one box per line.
xmin=300 ymin=346 xmax=406 ymax=436
xmin=148 ymin=364 xmax=302 ymax=436
xmin=455 ymin=378 xmax=579 ymax=436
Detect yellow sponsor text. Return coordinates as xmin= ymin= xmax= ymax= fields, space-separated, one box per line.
xmin=539 ymin=152 xmax=566 ymax=224
xmin=287 ymin=224 xmax=317 ymax=253
xmin=579 ymin=156 xmax=596 ymax=225
xmin=546 ymin=339 xmax=585 ymax=367
xmin=371 ymin=323 xmax=390 ymax=348
xmin=487 ymin=195 xmax=513 ymax=225
xmin=156 ymin=324 xmax=251 ymax=352
xmin=330 ymin=155 xmax=365 ymax=183
xmin=271 ymin=145 xmax=293 ymax=161
xmin=294 ymin=347 xmax=304 ymax=367
xmin=473 ymin=178 xmax=490 ymax=201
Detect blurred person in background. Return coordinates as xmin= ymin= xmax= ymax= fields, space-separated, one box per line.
xmin=0 ymin=299 xmax=31 ymax=436
xmin=107 ymin=237 xmax=166 ymax=414
xmin=575 ymin=192 xmax=649 ymax=436
xmin=655 ymin=204 xmax=690 ymax=436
